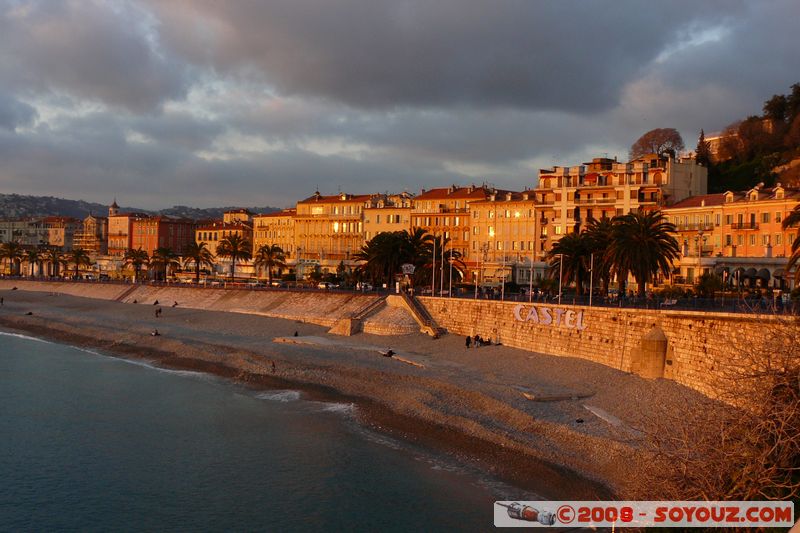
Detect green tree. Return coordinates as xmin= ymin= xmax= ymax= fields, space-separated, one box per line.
xmin=696 ymin=272 xmax=723 ymax=298
xmin=630 ymin=128 xmax=685 ymax=159
xmin=608 ymin=210 xmax=680 ymax=296
xmin=149 ymin=247 xmax=179 ymax=281
xmin=354 ymin=231 xmax=413 ymax=286
xmin=0 ymin=241 xmax=24 ymax=275
xmin=253 ymin=244 xmax=286 ymax=283
xmin=66 ymin=248 xmax=93 ymax=279
xmin=546 ymin=231 xmax=590 ymax=295
xmin=124 ymin=248 xmax=149 ymax=282
xmin=216 ymin=234 xmax=252 ymax=280
xmin=182 ymin=241 xmax=215 ymax=283
xmin=763 ymin=94 xmax=788 ymax=123
xmin=695 ymin=129 xmax=712 ymax=167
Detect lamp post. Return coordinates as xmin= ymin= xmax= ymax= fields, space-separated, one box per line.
xmin=589 ymin=253 xmax=594 ymax=307
xmin=557 ymin=253 xmax=563 ymax=305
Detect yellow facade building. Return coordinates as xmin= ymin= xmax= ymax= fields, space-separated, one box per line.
xmin=253 ymin=209 xmax=296 ymax=257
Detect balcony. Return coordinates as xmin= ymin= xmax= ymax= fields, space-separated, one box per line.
xmin=538 ymin=217 xmax=548 ymax=225
xmin=676 ymin=223 xmax=715 ymax=231
xmin=731 ymin=222 xmax=759 ymax=230
xmin=574 ymin=197 xmax=616 ymax=205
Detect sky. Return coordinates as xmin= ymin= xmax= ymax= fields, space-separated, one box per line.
xmin=0 ymin=0 xmax=799 ymax=210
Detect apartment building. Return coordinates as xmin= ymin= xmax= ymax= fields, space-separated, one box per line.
xmin=411 ymin=185 xmax=497 ymax=262
xmin=363 ymin=193 xmax=413 ymax=241
xmin=131 ymin=216 xmax=195 ymax=256
xmin=664 ymin=184 xmax=799 ymax=287
xmin=467 ymin=190 xmax=548 ymax=286
xmin=293 ymin=192 xmax=371 ymax=274
xmin=252 ymin=209 xmax=296 ymax=258
xmin=0 ymin=217 xmax=80 ymax=249
xmin=107 ymin=201 xmax=148 ymax=257
xmin=195 ymin=220 xmax=253 ymax=255
xmin=536 ymin=155 xmax=707 ymax=247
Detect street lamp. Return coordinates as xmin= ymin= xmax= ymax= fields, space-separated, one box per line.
xmin=557 ymin=253 xmax=564 ymax=305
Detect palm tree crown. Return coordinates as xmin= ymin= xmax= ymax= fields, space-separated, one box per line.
xmin=182 ymin=241 xmax=215 ymax=283
xmin=66 ymin=248 xmax=93 ymax=279
xmin=150 ymin=247 xmax=179 ymax=281
xmin=253 ymin=244 xmax=286 ymax=283
xmin=607 ymin=210 xmax=680 ymax=296
xmin=0 ymin=241 xmax=24 ymax=275
xmin=216 ymin=234 xmax=252 ymax=280
xmin=124 ymin=248 xmax=149 ymax=281
xmin=547 ymin=231 xmax=590 ymax=295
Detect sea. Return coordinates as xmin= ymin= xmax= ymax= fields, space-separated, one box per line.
xmin=0 ymin=332 xmax=536 ymax=532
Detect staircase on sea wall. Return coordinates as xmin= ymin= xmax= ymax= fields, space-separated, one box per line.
xmin=397 ymin=293 xmax=446 ymax=337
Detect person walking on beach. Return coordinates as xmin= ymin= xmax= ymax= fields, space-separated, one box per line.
xmin=155 ymin=307 xmax=162 ymax=318
xmin=465 ymin=335 xmax=471 ymax=349
xmin=1 ymin=297 xmax=4 ymax=306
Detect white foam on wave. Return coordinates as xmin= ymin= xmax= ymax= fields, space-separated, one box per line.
xmin=319 ymin=402 xmax=356 ymax=415
xmin=0 ymin=331 xmax=54 ymax=344
xmin=256 ymin=390 xmax=302 ymax=402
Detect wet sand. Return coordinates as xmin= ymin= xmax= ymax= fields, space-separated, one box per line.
xmin=0 ymin=289 xmax=718 ymax=498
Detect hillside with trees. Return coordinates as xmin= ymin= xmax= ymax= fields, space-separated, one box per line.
xmin=701 ymin=83 xmax=800 ymax=192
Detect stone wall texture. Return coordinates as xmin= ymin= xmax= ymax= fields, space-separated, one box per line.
xmin=418 ymin=296 xmax=795 ymax=399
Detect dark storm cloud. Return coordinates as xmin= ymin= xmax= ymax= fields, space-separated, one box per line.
xmin=150 ymin=0 xmax=732 ymax=112
xmin=0 ymin=0 xmax=797 ymax=210
xmin=0 ymin=0 xmax=189 ymax=112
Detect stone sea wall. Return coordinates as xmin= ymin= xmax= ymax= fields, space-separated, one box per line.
xmin=418 ymin=296 xmax=794 ymax=398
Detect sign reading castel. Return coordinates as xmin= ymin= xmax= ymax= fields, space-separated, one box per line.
xmin=513 ymin=304 xmax=588 ymax=331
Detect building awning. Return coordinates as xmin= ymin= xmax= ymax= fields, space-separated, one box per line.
xmin=773 ymin=269 xmax=785 ymax=278
xmin=744 ymin=268 xmax=758 ymax=278
xmin=756 ymin=268 xmax=771 ymax=280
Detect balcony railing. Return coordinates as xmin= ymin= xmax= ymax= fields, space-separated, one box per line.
xmin=676 ymin=223 xmax=715 ymax=231
xmin=731 ymin=222 xmax=759 ymax=230
xmin=574 ymin=197 xmax=616 ymax=205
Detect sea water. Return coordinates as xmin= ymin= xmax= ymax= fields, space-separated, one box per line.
xmin=0 ymin=333 xmax=531 ymax=531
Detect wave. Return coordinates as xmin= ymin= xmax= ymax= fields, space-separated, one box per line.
xmin=256 ymin=390 xmax=302 ymax=402
xmin=319 ymin=402 xmax=356 ymax=415
xmin=0 ymin=331 xmax=54 ymax=344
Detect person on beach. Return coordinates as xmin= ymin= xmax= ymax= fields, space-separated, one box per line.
xmin=155 ymin=307 xmax=162 ymax=318
xmin=465 ymin=335 xmax=471 ymax=349
xmin=1 ymin=297 xmax=4 ymax=306
xmin=151 ymin=329 xmax=160 ymax=336
xmin=153 ymin=300 xmax=159 ymax=305
xmin=473 ymin=334 xmax=481 ymax=347
xmin=172 ymin=301 xmax=178 ymax=307
xmin=271 ymin=361 xmax=276 ymax=374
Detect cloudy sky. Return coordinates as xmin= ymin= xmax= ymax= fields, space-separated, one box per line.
xmin=0 ymin=0 xmax=798 ymax=209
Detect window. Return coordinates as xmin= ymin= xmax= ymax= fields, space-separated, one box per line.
xmin=555 ymin=226 xmax=562 ymax=235
xmin=737 ymin=235 xmax=743 ymax=245
xmin=761 ymin=212 xmax=770 ymax=223
xmin=496 ymin=241 xmax=502 ymax=251
xmin=473 ymin=227 xmax=479 ymax=235
xmin=749 ymin=234 xmax=755 ymax=245
xmin=762 ymin=234 xmax=769 ymax=245
xmin=488 ymin=211 xmax=494 ymax=219
xmin=376 ymin=215 xmax=381 ymax=224
xmin=715 ymin=214 xmax=721 ymax=226
xmin=776 ymin=234 xmax=782 ymax=245
xmin=473 ymin=211 xmax=479 ymax=219
xmin=725 ymin=215 xmax=733 ymax=225
xmin=776 ymin=212 xmax=782 ymax=223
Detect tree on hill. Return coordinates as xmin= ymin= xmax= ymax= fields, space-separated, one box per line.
xmin=630 ymin=128 xmax=685 ymax=160
xmin=695 ymin=129 xmax=711 ymax=167
xmin=763 ymin=94 xmax=788 ymax=123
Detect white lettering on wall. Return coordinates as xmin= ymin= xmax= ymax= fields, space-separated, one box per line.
xmin=513 ymin=304 xmax=588 ymax=331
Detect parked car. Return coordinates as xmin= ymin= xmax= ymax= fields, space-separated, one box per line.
xmin=317 ymin=282 xmax=339 ymax=289
xmin=356 ymin=282 xmax=373 ymax=291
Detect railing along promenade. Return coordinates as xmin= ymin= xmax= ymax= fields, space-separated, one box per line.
xmin=1 ymin=275 xmax=797 ymax=316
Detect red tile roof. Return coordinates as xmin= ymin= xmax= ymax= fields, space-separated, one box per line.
xmin=667 ymin=193 xmax=727 ymax=209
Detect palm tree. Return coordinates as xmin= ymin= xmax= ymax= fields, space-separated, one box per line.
xmin=41 ymin=246 xmax=65 ymax=278
xmin=354 ymin=231 xmax=412 ymax=286
xmin=546 ymin=231 xmax=590 ymax=295
xmin=24 ymin=248 xmax=43 ymax=277
xmin=583 ymin=217 xmax=615 ymax=297
xmin=0 ymin=241 xmax=24 ymax=275
xmin=782 ymin=205 xmax=800 ymax=284
xmin=66 ymin=248 xmax=93 ymax=279
xmin=182 ymin=241 xmax=215 ymax=283
xmin=253 ymin=244 xmax=286 ymax=283
xmin=124 ymin=248 xmax=149 ymax=282
xmin=149 ymin=247 xmax=179 ymax=281
xmin=607 ymin=210 xmax=680 ymax=296
xmin=216 ymin=234 xmax=252 ymax=280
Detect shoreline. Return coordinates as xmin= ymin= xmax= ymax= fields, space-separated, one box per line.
xmin=0 ymin=319 xmax=609 ymax=500
xmin=0 ymin=289 xmax=719 ymax=499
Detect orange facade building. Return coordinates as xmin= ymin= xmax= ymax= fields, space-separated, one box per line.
xmin=131 ymin=216 xmax=195 ymax=256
